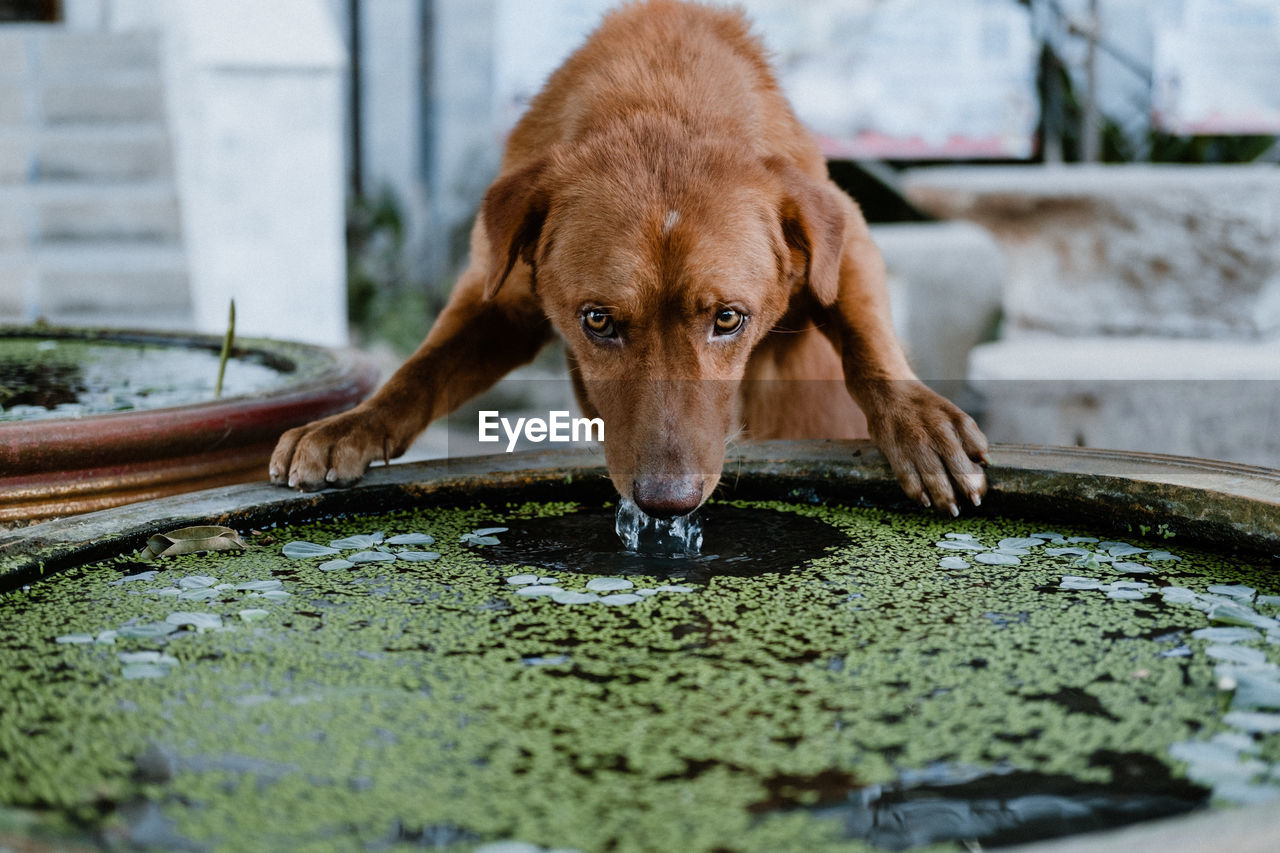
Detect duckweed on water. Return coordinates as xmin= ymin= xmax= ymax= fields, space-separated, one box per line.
xmin=3 ymin=499 xmax=1280 ymax=851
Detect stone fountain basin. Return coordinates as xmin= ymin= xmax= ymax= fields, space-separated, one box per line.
xmin=0 ymin=441 xmax=1278 ymax=852
xmin=0 ymin=326 xmax=378 ymax=521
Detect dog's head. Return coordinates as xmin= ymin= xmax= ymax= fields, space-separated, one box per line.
xmin=481 ymin=119 xmax=846 ymax=517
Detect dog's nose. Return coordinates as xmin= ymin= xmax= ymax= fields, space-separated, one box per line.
xmin=632 ymin=477 xmax=704 ymax=519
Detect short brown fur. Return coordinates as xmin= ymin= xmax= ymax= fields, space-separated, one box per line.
xmin=271 ymin=0 xmax=989 ymax=516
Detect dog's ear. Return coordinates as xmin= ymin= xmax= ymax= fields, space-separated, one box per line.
xmin=766 ymin=158 xmax=846 ymax=306
xmin=480 ymin=159 xmax=549 ymax=299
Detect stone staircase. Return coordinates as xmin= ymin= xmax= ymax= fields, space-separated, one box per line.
xmin=904 ymin=165 xmax=1280 ymax=467
xmin=0 ymin=25 xmax=190 ymax=329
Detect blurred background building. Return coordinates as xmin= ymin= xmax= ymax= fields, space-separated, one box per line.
xmin=1 ymin=0 xmax=1277 ymax=464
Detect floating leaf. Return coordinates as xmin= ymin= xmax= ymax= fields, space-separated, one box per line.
xmin=993 ymin=547 xmax=1030 ymax=557
xmin=656 ymin=585 xmax=694 ymax=593
xmin=943 ymin=533 xmax=975 ymax=540
xmin=1107 ymin=589 xmax=1146 ymax=600
xmin=1160 ymin=586 xmax=1199 ymax=604
xmin=1192 ymin=627 xmax=1261 ymax=643
xmin=54 ymin=633 xmax=94 ymax=644
xmin=472 ymin=527 xmax=508 ymax=536
xmin=460 ymin=534 xmax=501 ymax=546
xmin=1113 ymin=561 xmax=1154 ymax=574
xmin=386 ymin=533 xmax=435 ymax=546
xmin=1208 ymin=584 xmax=1256 ymax=603
xmin=1030 ymin=531 xmax=1065 ymax=540
xmin=1070 ymin=552 xmax=1111 ymax=569
xmin=329 ymin=535 xmax=380 ymax=549
xmin=349 ymin=550 xmax=397 ymax=564
xmin=121 ymin=663 xmax=173 ymax=680
xmin=522 ymin=655 xmax=571 ymax=666
xmin=998 ymin=538 xmax=1044 ymax=550
xmin=318 ymin=559 xmax=354 ymax=572
xmin=1223 ymin=711 xmax=1280 ymax=734
xmin=1168 ymin=739 xmax=1267 ymax=784
xmin=1146 ymin=551 xmax=1182 ymax=562
xmin=235 ymin=580 xmax=283 ymax=592
xmin=142 ymin=526 xmax=247 ymax=561
xmin=177 ymin=588 xmax=220 ymax=601
xmin=1208 ymin=602 xmax=1279 ymax=630
xmin=551 ymin=591 xmax=599 ymax=605
xmin=258 ymin=590 xmax=291 ymax=601
xmin=395 ymin=551 xmax=441 ymax=562
xmin=1066 ymin=537 xmax=1098 ymax=544
xmin=637 ymin=589 xmax=660 ymax=596
xmin=935 ymin=541 xmax=985 ymax=551
xmin=1059 ymin=576 xmax=1102 ymax=590
xmin=282 ymin=541 xmax=340 ymax=559
xmin=1233 ymin=673 xmax=1280 ymax=711
xmin=506 ymin=574 xmax=539 ymax=586
xmin=118 ymin=651 xmax=178 ymax=666
xmin=515 ymin=585 xmax=563 ymax=597
xmin=600 ymin=593 xmax=643 ymax=606
xmin=116 ymin=622 xmax=179 ymax=639
xmin=108 ymin=570 xmax=158 ymax=586
xmin=1045 ymin=547 xmax=1092 ymax=557
xmin=939 ymin=557 xmax=970 ymax=570
xmin=1206 ymin=645 xmax=1268 ymax=666
xmin=1107 ymin=544 xmax=1147 ymax=558
xmin=176 ymin=575 xmax=218 ymax=589
xmin=165 ymin=612 xmax=222 ymax=631
xmin=975 ymin=552 xmax=1020 ymax=566
xmin=95 ymin=630 xmax=117 ymax=645
xmin=586 ymin=578 xmax=634 ymax=592
xmin=239 ymin=609 xmax=270 ymax=623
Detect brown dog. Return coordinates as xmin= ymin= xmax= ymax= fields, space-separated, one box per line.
xmin=271 ymin=0 xmax=988 ymax=517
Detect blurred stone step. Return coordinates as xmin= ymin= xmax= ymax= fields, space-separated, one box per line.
xmin=0 ymin=130 xmax=31 ymax=181
xmin=904 ymin=165 xmax=1280 ymax=338
xmin=967 ymin=335 xmax=1280 ymax=467
xmin=0 ymin=243 xmax=190 ymax=318
xmin=38 ymin=30 xmax=162 ymax=76
xmin=0 ymin=82 xmax=25 ymax=124
xmin=0 ymin=253 xmax=31 ymax=318
xmin=41 ymin=74 xmax=166 ymax=124
xmin=0 ymin=194 xmax=28 ymax=250
xmin=31 ymin=124 xmax=173 ymax=182
xmin=871 ymin=221 xmax=1005 ymax=383
xmin=38 ymin=182 xmax=180 ymax=242
xmin=0 ymin=28 xmax=28 ymax=75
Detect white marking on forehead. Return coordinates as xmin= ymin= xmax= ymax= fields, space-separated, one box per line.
xmin=662 ymin=209 xmax=680 ymax=235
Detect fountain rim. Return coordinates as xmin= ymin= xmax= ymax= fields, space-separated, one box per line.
xmin=3 ymin=439 xmax=1277 ymax=585
xmin=0 ymin=439 xmax=1279 ymax=852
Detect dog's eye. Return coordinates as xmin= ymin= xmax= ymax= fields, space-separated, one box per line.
xmin=712 ymin=308 xmax=746 ymax=337
xmin=582 ymin=308 xmax=616 ymax=339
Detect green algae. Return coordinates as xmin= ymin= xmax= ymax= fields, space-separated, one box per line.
xmin=2 ymin=499 xmax=1279 ymax=851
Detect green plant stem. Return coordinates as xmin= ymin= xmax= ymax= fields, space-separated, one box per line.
xmin=215 ymin=299 xmax=235 ymax=399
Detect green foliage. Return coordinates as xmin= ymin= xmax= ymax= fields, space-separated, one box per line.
xmin=1036 ymin=44 xmax=1277 ymax=164
xmin=346 ymin=188 xmax=444 ymax=355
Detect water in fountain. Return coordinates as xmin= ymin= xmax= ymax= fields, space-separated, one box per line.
xmin=614 ymin=498 xmax=704 ymax=555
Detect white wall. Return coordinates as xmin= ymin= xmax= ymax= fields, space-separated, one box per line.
xmin=166 ymin=0 xmax=350 ymax=346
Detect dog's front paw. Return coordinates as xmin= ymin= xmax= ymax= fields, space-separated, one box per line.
xmin=862 ymin=382 xmax=989 ymax=516
xmin=269 ymin=406 xmax=401 ymax=491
